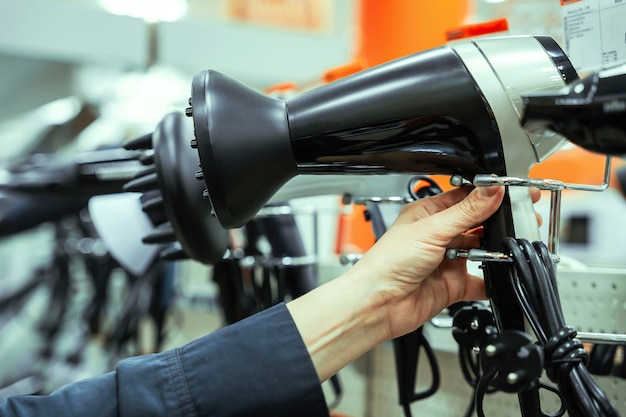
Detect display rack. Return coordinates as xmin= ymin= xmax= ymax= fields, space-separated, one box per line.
xmin=368 ymin=265 xmax=626 ymax=416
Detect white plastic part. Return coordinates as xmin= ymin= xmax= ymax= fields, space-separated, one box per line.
xmin=452 ymin=36 xmax=571 ymax=242
xmin=88 ymin=193 xmax=160 ymax=277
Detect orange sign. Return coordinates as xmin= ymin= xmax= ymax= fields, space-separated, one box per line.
xmin=225 ymin=0 xmax=332 ymax=32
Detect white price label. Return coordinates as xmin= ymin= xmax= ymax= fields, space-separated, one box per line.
xmin=562 ymin=0 xmax=626 ymax=72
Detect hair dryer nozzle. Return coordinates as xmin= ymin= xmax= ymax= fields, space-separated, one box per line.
xmin=522 ymin=67 xmax=626 ymax=156
xmin=120 ymin=112 xmax=229 ymax=264
xmin=189 ymin=36 xmax=577 ymax=230
xmin=189 ymin=49 xmax=503 ymax=228
xmin=189 ymin=70 xmax=297 ymax=228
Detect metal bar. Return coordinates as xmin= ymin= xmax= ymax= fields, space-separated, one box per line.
xmin=548 ymin=189 xmax=561 ymax=256
xmin=445 ymin=248 xmax=513 ymax=262
xmin=352 ymin=196 xmax=412 ymax=205
xmin=473 ymin=174 xmax=567 ymax=190
xmin=473 ymin=156 xmax=612 ymax=192
xmin=256 ymin=205 xmax=317 ymax=217
xmin=563 ymin=156 xmax=611 ymax=192
xmin=577 ymin=331 xmax=626 ymax=345
xmin=239 ymin=255 xmax=318 ymax=268
xmin=339 ymin=253 xmax=362 ymax=265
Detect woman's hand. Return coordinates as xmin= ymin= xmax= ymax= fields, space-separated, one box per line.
xmin=287 ymin=184 xmax=543 ymax=382
xmin=346 ymin=185 xmax=505 ymax=341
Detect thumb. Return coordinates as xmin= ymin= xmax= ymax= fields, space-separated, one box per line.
xmin=423 ymin=186 xmax=505 ymax=244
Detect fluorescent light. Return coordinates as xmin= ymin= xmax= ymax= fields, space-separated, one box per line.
xmin=100 ymin=0 xmax=188 ymax=23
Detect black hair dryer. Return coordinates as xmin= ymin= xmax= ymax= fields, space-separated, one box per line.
xmin=186 ymin=35 xmax=578 ymax=413
xmin=522 ymin=65 xmax=626 ymax=156
xmin=186 ymin=33 xmax=577 ymax=320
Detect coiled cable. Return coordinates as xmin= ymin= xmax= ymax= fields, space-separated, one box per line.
xmin=503 ymin=238 xmax=620 ymax=417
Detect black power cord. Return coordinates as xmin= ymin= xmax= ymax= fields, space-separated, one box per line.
xmin=587 ymin=343 xmax=626 ymax=379
xmin=588 ymin=344 xmax=618 ymax=376
xmin=393 ymin=327 xmax=440 ymax=417
xmin=366 ymin=177 xmax=442 ymax=417
xmin=502 ymin=238 xmax=620 ymax=417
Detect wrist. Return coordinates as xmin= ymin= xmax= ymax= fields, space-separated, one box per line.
xmin=286 ymin=267 xmax=390 ymax=382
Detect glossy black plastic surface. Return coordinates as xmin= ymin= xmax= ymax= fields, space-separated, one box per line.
xmin=523 ymin=70 xmax=626 ymax=155
xmin=191 ymin=70 xmax=297 ymax=228
xmin=288 ymin=47 xmax=503 ymax=177
xmin=534 ymin=36 xmax=579 ymax=85
xmin=0 ymin=191 xmax=87 ymax=237
xmin=189 ymin=47 xmax=511 ymax=229
xmin=153 ymin=112 xmax=229 ymax=264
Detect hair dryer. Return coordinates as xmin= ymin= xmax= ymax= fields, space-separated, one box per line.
xmin=187 ymin=36 xmax=574 ymax=230
xmin=123 ymin=112 xmax=229 ymax=264
xmin=0 ymin=148 xmax=143 ymax=198
xmin=522 ymin=65 xmax=626 ymax=156
xmin=0 ymin=148 xmax=143 ymax=237
xmin=186 ymin=35 xmax=580 ymax=413
xmin=187 ymin=34 xmax=575 ymax=321
xmin=114 ymin=115 xmax=417 ymax=266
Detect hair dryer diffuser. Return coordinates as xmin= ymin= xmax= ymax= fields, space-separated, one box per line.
xmin=124 ymin=112 xmax=229 ymax=264
xmin=188 ymin=71 xmax=296 ymax=229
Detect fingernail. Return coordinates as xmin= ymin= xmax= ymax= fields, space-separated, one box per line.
xmin=478 ymin=186 xmax=499 ymax=197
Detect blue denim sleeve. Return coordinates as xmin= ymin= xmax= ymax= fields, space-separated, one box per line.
xmin=0 ymin=303 xmax=330 ymax=417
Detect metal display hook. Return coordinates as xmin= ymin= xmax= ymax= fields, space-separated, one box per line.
xmin=473 ymin=155 xmax=612 ymax=258
xmin=446 ymin=158 xmax=626 ymax=400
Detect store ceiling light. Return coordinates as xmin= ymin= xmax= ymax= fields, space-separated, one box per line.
xmin=100 ymin=0 xmax=188 ymax=22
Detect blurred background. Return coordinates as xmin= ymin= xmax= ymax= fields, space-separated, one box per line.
xmin=1 ymin=1 xmax=626 ymax=416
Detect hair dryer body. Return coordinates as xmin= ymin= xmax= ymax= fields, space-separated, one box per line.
xmin=188 ymin=35 xmax=576 ymax=332
xmin=188 ymin=35 xmax=578 ymax=414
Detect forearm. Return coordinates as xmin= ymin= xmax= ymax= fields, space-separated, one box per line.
xmin=1 ymin=304 xmax=329 ymax=417
xmin=286 ymin=267 xmax=390 ymax=382
xmin=286 ymin=188 xmax=504 ymax=383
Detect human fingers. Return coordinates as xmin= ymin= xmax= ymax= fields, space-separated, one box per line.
xmin=394 ymin=186 xmax=473 ymax=225
xmin=531 ymin=188 xmax=544 ymax=227
xmin=459 ymin=274 xmax=487 ymax=301
xmin=417 ymin=186 xmax=505 ymax=246
xmin=530 ymin=187 xmax=541 ymax=203
xmin=397 ymin=186 xmax=536 ymax=226
xmin=536 ymin=211 xmax=543 ymax=227
xmin=449 ymin=188 xmax=543 ymax=233
xmin=448 ymin=233 xmax=481 ymax=250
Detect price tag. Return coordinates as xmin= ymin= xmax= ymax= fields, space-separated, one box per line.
xmin=562 ymin=0 xmax=626 ymax=72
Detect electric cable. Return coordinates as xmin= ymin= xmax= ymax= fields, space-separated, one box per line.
xmin=459 ymin=347 xmax=480 ymax=388
xmin=394 ymin=327 xmax=441 ymax=417
xmin=588 ymin=344 xmax=618 ymax=376
xmin=502 ymin=237 xmax=620 ymax=417
xmin=475 ymin=367 xmax=498 ymax=417
xmin=365 ymin=183 xmax=441 ymax=417
xmin=451 ymin=302 xmax=498 ymax=417
xmin=459 ymin=344 xmax=498 ymax=417
xmin=407 ymin=176 xmax=443 ymax=200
